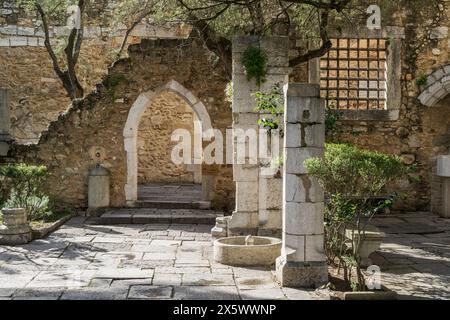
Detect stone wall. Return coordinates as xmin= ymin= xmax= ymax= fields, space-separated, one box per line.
xmin=0 ymin=0 xmax=190 ymax=144
xmin=137 ymin=91 xmax=195 ymax=184
xmin=11 ymin=38 xmax=234 ymax=210
xmin=317 ymin=2 xmax=450 ymax=213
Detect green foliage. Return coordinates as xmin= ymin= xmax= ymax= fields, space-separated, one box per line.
xmin=104 ymin=73 xmax=128 ymax=89
xmin=242 ymin=46 xmax=267 ymax=85
xmin=325 ymin=104 xmax=342 ymax=141
xmin=305 ymin=144 xmax=407 ymax=290
xmin=103 ymin=73 xmax=128 ymax=101
xmin=272 ymin=156 xmax=284 ymax=169
xmin=254 ymin=84 xmax=284 ymax=114
xmin=254 ymin=83 xmax=284 ymax=133
xmin=0 ymin=164 xmax=51 ymax=220
xmin=416 ymin=74 xmax=428 ymax=87
xmin=305 ymin=144 xmax=406 ymax=199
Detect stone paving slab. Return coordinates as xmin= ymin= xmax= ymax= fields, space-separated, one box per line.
xmin=0 ymin=212 xmax=448 ymax=300
xmin=371 ymin=212 xmax=450 ymax=300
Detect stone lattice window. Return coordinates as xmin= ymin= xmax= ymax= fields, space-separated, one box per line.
xmin=320 ymin=38 xmax=388 ymax=110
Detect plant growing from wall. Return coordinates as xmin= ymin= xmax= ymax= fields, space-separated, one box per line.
xmin=254 ymin=83 xmax=284 ymax=133
xmin=0 ymin=164 xmax=51 ymax=220
xmin=103 ymin=73 xmax=129 ymax=101
xmin=416 ymin=74 xmax=428 ymax=87
xmin=305 ymin=144 xmax=407 ymax=291
xmin=242 ymin=46 xmax=268 ymax=85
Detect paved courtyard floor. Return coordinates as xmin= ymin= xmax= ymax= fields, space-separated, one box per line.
xmin=0 ymin=216 xmax=323 ymax=300
xmin=371 ymin=212 xmax=450 ymax=300
xmin=0 ymin=211 xmax=449 ymax=300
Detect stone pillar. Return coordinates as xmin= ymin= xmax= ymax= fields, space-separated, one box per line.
xmin=224 ymin=36 xmax=289 ymax=236
xmin=0 ymin=88 xmax=11 ymax=156
xmin=437 ymin=154 xmax=450 ymax=218
xmin=276 ymin=84 xmax=328 ymax=288
xmin=88 ymin=165 xmax=110 ymax=212
xmin=0 ymin=208 xmax=32 ymax=245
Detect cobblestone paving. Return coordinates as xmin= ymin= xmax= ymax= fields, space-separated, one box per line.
xmin=0 ymin=217 xmax=324 ymax=300
xmin=371 ymin=212 xmax=450 ymax=300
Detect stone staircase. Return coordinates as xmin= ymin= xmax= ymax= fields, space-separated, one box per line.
xmin=98 ymin=208 xmax=223 ymax=225
xmin=98 ymin=183 xmax=221 ymax=224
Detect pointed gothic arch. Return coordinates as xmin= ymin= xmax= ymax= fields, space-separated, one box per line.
xmin=123 ymin=79 xmax=213 ymax=204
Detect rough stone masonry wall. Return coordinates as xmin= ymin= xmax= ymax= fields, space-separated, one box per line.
xmin=137 ymin=91 xmax=195 ymax=184
xmin=0 ymin=0 xmax=190 ymax=144
xmin=328 ymin=2 xmax=450 ymax=213
xmin=11 ymin=38 xmax=234 ymax=210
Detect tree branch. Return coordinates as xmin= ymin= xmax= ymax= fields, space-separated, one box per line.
xmin=35 ymin=2 xmax=64 ymax=80
xmin=289 ymin=8 xmax=332 ymax=67
xmin=115 ymin=6 xmax=155 ymax=62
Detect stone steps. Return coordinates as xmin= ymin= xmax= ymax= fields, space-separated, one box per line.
xmin=98 ymin=208 xmax=223 ymax=225
xmin=132 ymin=200 xmax=211 ymax=210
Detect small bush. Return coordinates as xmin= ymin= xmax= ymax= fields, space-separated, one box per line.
xmin=0 ymin=164 xmax=50 ymax=220
xmin=305 ymin=144 xmax=407 ymax=290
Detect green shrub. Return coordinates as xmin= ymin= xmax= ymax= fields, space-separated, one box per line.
xmin=305 ymin=144 xmax=407 ymax=290
xmin=0 ymin=164 xmax=51 ymax=220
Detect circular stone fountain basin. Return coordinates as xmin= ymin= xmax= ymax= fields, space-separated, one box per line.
xmin=214 ymin=236 xmax=282 ymax=267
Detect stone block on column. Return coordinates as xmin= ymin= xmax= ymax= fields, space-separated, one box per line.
xmin=283 ymin=202 xmax=324 ymax=235
xmin=285 ymin=147 xmax=324 ymax=174
xmin=284 ymin=174 xmax=324 ymax=203
xmin=285 ymin=97 xmax=325 ymax=124
xmin=228 ymin=211 xmax=259 ymax=231
xmin=285 ymin=123 xmax=325 ymax=148
xmin=275 ymin=257 xmax=328 ymax=288
xmin=283 ymin=233 xmax=305 ymax=262
xmin=258 ymin=209 xmax=282 ymax=231
xmin=233 ymin=164 xmax=259 ymax=182
xmin=235 ymin=181 xmax=259 ymax=212
xmin=259 ymin=176 xmax=283 ymax=210
xmin=305 ymin=234 xmax=326 ymax=262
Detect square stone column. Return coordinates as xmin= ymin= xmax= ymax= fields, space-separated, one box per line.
xmin=276 ymin=84 xmax=328 ymax=288
xmin=224 ymin=36 xmax=289 ymax=236
xmin=0 ymin=88 xmax=11 ymax=156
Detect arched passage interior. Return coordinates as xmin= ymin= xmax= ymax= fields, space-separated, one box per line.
xmin=123 ymin=80 xmax=213 ymax=206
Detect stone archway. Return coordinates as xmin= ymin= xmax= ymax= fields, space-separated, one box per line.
xmin=418 ymin=65 xmax=450 ymax=107
xmin=418 ymin=66 xmax=450 ymax=217
xmin=123 ymin=79 xmax=213 ymax=205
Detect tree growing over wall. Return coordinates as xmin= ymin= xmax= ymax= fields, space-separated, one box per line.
xmin=16 ymin=0 xmax=157 ymax=100
xmin=14 ymin=0 xmax=417 ymax=98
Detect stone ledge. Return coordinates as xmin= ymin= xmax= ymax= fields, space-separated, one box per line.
xmin=335 ymin=109 xmax=399 ymax=122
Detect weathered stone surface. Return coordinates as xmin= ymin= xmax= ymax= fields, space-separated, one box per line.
xmin=284 ymin=174 xmax=324 ymax=203
xmin=0 ymin=208 xmax=32 ymax=245
xmin=275 ymin=258 xmax=328 ymax=289
xmin=10 ymin=38 xmax=234 ymax=210
xmin=283 ymin=203 xmax=324 ymax=236
xmin=128 ymin=285 xmax=173 ymax=299
xmin=277 ymin=84 xmax=326 ymax=288
xmin=214 ymin=236 xmax=281 ymax=266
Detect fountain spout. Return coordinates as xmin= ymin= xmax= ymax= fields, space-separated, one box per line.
xmin=245 ymin=235 xmax=254 ymax=246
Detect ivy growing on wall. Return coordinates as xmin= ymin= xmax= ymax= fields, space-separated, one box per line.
xmin=242 ymin=46 xmax=268 ymax=85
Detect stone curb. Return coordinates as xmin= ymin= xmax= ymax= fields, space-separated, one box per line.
xmin=31 ymin=214 xmax=73 ymax=240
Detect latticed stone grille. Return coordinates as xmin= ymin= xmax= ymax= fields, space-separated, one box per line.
xmin=320 ymin=38 xmax=388 ymax=110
